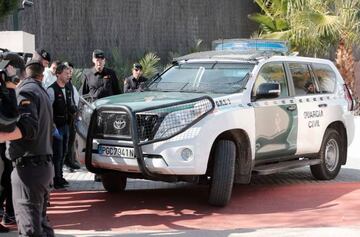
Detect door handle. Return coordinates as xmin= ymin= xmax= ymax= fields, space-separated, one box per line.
xmin=318 ymin=103 xmax=327 ymax=108
xmin=286 ymin=105 xmax=296 ymax=111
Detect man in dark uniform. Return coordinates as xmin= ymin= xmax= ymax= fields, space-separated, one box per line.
xmin=0 ymin=60 xmax=55 ymax=236
xmin=80 ymin=49 xmax=121 ymax=182
xmin=33 ymin=48 xmax=51 ymax=68
xmin=80 ymin=49 xmax=121 ymax=100
xmin=124 ymin=63 xmax=148 ymax=93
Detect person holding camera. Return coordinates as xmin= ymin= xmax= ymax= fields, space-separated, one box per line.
xmin=0 ymin=58 xmax=55 ymax=236
xmin=47 ymin=63 xmax=77 ymax=189
xmin=0 ymin=52 xmax=25 ymax=233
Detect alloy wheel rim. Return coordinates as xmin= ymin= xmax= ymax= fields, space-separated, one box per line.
xmin=325 ymin=138 xmax=339 ymax=172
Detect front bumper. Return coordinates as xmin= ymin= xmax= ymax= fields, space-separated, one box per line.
xmin=84 ymin=96 xmax=215 ymax=181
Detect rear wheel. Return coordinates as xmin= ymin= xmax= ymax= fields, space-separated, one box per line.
xmin=208 ymin=140 xmax=236 ymax=206
xmin=310 ymin=128 xmax=343 ymax=180
xmin=101 ymin=172 xmax=127 ymax=192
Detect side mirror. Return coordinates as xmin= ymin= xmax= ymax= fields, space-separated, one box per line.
xmin=256 ymin=82 xmax=281 ymax=100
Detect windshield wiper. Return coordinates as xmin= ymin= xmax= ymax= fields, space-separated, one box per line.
xmin=146 ymin=73 xmax=161 ymax=89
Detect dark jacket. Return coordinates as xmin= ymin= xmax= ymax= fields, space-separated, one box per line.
xmin=80 ymin=67 xmax=121 ymax=99
xmin=8 ymin=78 xmax=53 ymax=159
xmin=123 ymin=75 xmax=148 ymax=93
xmin=49 ymin=82 xmax=76 ymax=127
xmin=0 ymin=87 xmax=18 ymax=132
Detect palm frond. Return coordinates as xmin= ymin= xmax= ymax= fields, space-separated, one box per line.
xmin=138 ymin=52 xmax=161 ymax=78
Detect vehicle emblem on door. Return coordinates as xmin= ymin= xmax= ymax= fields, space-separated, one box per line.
xmin=113 ymin=118 xmax=127 ymax=130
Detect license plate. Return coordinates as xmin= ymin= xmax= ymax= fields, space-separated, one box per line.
xmin=98 ymin=145 xmax=135 ymax=158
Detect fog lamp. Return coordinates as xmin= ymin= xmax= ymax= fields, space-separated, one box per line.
xmin=181 ymin=148 xmax=193 ymax=161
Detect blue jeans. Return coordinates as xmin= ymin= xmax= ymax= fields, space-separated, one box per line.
xmin=52 ymin=125 xmax=69 ymax=182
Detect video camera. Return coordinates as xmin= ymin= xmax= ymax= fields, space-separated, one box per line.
xmin=0 ymin=48 xmax=31 ymax=85
xmin=0 ymin=49 xmax=31 ymax=132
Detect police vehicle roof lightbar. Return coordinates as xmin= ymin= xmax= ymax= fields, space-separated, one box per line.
xmin=212 ymin=39 xmax=289 ymax=55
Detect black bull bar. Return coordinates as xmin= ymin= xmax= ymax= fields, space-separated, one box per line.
xmin=84 ymin=96 xmax=215 ymax=182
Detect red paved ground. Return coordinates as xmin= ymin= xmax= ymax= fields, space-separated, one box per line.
xmin=47 ymin=182 xmax=360 ymax=232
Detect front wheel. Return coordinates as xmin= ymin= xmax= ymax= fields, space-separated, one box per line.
xmin=208 ymin=140 xmax=236 ymax=206
xmin=310 ymin=128 xmax=343 ymax=180
xmin=101 ymin=172 xmax=127 ymax=192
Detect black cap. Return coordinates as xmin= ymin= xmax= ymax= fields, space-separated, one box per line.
xmin=133 ymin=63 xmax=142 ymax=70
xmin=92 ymin=49 xmax=105 ymax=59
xmin=0 ymin=52 xmax=25 ymax=71
xmin=25 ymin=59 xmax=44 ymax=69
xmin=35 ymin=48 xmax=51 ymax=62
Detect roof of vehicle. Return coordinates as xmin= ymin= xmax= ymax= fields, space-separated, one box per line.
xmin=174 ymin=50 xmax=333 ymax=65
xmin=174 ymin=50 xmax=268 ymax=62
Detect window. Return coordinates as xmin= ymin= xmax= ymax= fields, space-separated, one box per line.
xmin=252 ymin=63 xmax=288 ymax=98
xmin=312 ymin=63 xmax=336 ymax=93
xmin=146 ymin=63 xmax=254 ymax=94
xmin=288 ymin=63 xmax=319 ymax=96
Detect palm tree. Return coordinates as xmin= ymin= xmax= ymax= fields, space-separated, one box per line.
xmin=248 ymin=0 xmax=290 ymax=39
xmin=138 ymin=52 xmax=161 ymax=79
xmin=249 ymin=0 xmax=360 ymax=94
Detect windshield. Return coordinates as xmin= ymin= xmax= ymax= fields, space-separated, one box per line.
xmin=146 ymin=62 xmax=254 ymax=94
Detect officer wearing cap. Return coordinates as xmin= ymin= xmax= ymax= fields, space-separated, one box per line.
xmin=80 ymin=49 xmax=121 ymax=100
xmin=0 ymin=59 xmax=55 ymax=236
xmin=124 ymin=63 xmax=148 ymax=93
xmin=33 ymin=48 xmax=51 ymax=68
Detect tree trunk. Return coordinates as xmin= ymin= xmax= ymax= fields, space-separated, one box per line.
xmin=335 ymin=39 xmax=355 ymax=94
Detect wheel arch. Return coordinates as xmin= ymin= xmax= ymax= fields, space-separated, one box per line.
xmin=207 ymin=129 xmax=253 ymax=184
xmin=326 ymin=121 xmax=347 ymax=165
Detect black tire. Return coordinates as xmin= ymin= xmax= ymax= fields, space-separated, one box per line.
xmin=208 ymin=140 xmax=236 ymax=206
xmin=101 ymin=172 xmax=127 ymax=192
xmin=310 ymin=128 xmax=343 ymax=180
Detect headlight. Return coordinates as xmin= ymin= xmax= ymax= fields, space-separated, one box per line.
xmin=76 ymin=98 xmax=94 ymax=138
xmin=154 ymin=99 xmax=213 ymax=139
xmin=81 ymin=104 xmax=94 ymax=125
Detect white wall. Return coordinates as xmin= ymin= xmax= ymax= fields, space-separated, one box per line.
xmin=0 ymin=31 xmax=35 ymax=53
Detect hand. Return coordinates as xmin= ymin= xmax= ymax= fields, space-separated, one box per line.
xmin=5 ymin=81 xmax=17 ymax=89
xmin=53 ymin=128 xmax=61 ymax=139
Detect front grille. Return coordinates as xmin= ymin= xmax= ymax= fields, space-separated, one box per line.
xmin=136 ymin=113 xmax=164 ymax=141
xmin=95 ymin=111 xmax=131 ymax=137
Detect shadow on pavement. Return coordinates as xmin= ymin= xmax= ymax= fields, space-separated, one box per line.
xmin=47 ymin=181 xmax=360 ymax=233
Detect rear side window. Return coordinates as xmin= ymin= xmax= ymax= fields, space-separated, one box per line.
xmin=252 ymin=63 xmax=289 ymax=98
xmin=288 ymin=62 xmax=319 ymax=96
xmin=312 ymin=63 xmax=336 ymax=93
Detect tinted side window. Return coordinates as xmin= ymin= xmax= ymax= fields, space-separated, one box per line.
xmin=312 ymin=63 xmax=336 ymax=93
xmin=252 ymin=63 xmax=288 ymax=98
xmin=289 ymin=63 xmax=319 ymax=96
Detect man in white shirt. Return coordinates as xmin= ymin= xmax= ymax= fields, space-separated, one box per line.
xmin=43 ymin=60 xmax=61 ymax=88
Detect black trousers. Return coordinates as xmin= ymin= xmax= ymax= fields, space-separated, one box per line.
xmin=65 ymin=118 xmax=77 ymax=165
xmin=11 ymin=156 xmax=54 ymax=237
xmin=0 ymin=143 xmax=14 ymax=216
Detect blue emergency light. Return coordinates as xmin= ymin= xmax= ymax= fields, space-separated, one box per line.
xmin=212 ymin=39 xmax=289 ymax=55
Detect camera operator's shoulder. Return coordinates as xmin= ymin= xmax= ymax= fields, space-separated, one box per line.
xmin=17 ymin=79 xmax=41 ymax=93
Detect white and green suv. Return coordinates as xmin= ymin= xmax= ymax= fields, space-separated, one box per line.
xmin=76 ymin=40 xmax=355 ymax=206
